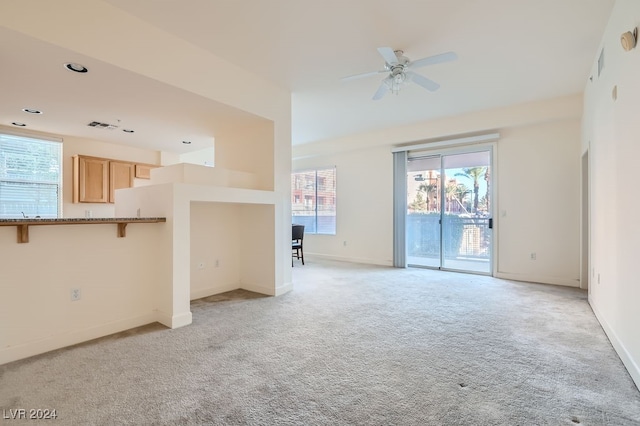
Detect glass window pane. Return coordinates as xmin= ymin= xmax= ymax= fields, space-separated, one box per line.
xmin=0 ymin=133 xmax=62 ymax=218
xmin=291 ymin=167 xmax=336 ymax=235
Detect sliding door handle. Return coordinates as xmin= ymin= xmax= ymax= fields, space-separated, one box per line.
xmin=488 ymin=218 xmax=493 ymax=229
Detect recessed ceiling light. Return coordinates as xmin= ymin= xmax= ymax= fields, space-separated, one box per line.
xmin=182 ymin=140 xmax=192 ymax=144
xmin=64 ymin=63 xmax=88 ymax=73
xmin=12 ymin=122 xmax=26 ymax=127
xmin=123 ymin=129 xmax=135 ymax=133
xmin=22 ymin=108 xmax=42 ymax=114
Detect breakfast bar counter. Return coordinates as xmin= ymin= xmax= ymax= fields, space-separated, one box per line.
xmin=0 ymin=217 xmax=167 ymax=243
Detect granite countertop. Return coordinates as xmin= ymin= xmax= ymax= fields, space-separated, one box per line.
xmin=0 ymin=217 xmax=166 ymax=224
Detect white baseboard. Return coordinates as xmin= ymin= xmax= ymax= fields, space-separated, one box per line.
xmin=155 ymin=310 xmax=192 ymax=329
xmin=241 ymin=282 xmax=276 ymax=296
xmin=0 ymin=313 xmax=157 ymax=366
xmin=306 ymin=253 xmax=393 ymax=267
xmin=191 ymin=282 xmax=240 ymax=300
xmin=495 ymin=271 xmax=580 ymax=287
xmin=274 ymin=281 xmax=293 ymax=296
xmin=191 ymin=281 xmax=292 ymax=298
xmin=589 ymin=295 xmax=640 ymax=391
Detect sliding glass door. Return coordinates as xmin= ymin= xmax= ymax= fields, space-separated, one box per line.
xmin=406 ymin=148 xmax=492 ymax=274
xmin=406 ymin=155 xmax=442 ymax=268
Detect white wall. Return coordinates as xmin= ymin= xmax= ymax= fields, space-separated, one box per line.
xmin=293 ymin=145 xmax=393 ymax=265
xmin=190 ymin=200 xmax=277 ymax=300
xmin=496 ymin=119 xmax=581 ymax=286
xmin=582 ymin=0 xmax=640 ymax=388
xmin=0 ymin=221 xmax=166 ymax=364
xmin=238 ymin=203 xmax=276 ymax=293
xmin=190 ymin=202 xmax=241 ymax=299
xmin=180 ymin=146 xmax=215 ymax=167
xmin=293 ymin=96 xmax=582 ymax=287
xmin=215 ymin=120 xmax=275 ymax=191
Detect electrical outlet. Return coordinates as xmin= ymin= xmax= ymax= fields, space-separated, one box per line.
xmin=215 ymin=259 xmax=220 ymax=268
xmin=70 ymin=288 xmax=81 ymax=301
xmin=343 ymin=241 xmax=347 ymax=247
xmin=197 ymin=262 xmax=205 ymax=269
xmin=530 ymin=252 xmax=536 ymax=260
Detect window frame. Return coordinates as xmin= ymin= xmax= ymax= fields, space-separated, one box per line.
xmin=0 ymin=131 xmax=63 ymax=219
xmin=291 ymin=166 xmax=336 ymax=235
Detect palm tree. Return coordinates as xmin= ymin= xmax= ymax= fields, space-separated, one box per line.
xmin=454 ymin=184 xmax=471 ymax=213
xmin=455 ymin=167 xmax=486 ymax=214
xmin=445 ymin=181 xmax=458 ymax=213
xmin=484 ymin=168 xmax=490 ymax=212
xmin=418 ymin=182 xmax=438 ymax=212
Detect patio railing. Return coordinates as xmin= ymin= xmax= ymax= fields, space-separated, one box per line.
xmin=407 ymin=214 xmax=490 ymax=261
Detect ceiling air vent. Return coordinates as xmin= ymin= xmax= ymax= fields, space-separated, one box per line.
xmin=597 ymin=48 xmax=605 ymax=77
xmin=88 ymin=121 xmax=118 ymax=130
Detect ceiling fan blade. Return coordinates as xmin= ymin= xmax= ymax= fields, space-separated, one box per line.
xmin=372 ymin=79 xmax=390 ymax=100
xmin=410 ymin=51 xmax=458 ymax=68
xmin=406 ymin=71 xmax=440 ymax=92
xmin=377 ymin=47 xmax=399 ymax=65
xmin=341 ymin=69 xmax=387 ymax=82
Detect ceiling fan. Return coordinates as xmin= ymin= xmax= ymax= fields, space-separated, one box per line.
xmin=342 ymin=47 xmax=458 ymax=100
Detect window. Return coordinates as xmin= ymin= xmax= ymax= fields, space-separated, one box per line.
xmin=291 ymin=167 xmax=336 ymax=234
xmin=0 ymin=133 xmax=62 ymax=218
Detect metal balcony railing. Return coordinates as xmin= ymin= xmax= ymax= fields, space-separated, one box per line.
xmin=407 ymin=214 xmax=490 ymax=260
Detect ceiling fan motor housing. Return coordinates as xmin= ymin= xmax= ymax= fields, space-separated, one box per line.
xmin=390 ymin=66 xmax=405 ymax=76
xmin=392 ymin=51 xmax=410 ymax=65
xmin=390 ymin=51 xmax=409 ymax=78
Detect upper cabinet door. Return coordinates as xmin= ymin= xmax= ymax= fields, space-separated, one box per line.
xmin=135 ymin=164 xmax=156 ymax=179
xmin=109 ymin=161 xmax=135 ymax=203
xmin=75 ymin=156 xmax=109 ymax=203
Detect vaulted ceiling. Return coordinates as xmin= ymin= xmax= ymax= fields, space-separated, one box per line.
xmin=0 ymin=0 xmax=615 ymax=151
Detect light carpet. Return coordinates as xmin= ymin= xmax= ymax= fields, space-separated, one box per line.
xmin=1 ymin=259 xmax=639 ymax=425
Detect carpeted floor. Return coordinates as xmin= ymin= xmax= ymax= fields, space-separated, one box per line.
xmin=1 ymin=259 xmax=639 ymax=425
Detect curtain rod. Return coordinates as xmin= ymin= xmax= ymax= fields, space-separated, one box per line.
xmin=391 ymin=133 xmax=500 ymax=153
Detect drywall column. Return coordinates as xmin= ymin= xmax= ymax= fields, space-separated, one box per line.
xmin=168 ymin=187 xmax=193 ymax=327
xmin=115 ymin=184 xmax=192 ymax=329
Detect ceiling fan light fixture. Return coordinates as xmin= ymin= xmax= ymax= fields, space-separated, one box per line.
xmin=386 ymin=71 xmax=407 ymax=94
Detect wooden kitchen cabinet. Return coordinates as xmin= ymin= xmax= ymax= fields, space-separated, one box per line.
xmin=109 ymin=161 xmax=135 ymax=203
xmin=73 ymin=156 xmax=109 ymax=203
xmin=134 ymin=163 xmax=157 ymax=179
xmin=73 ymin=155 xmax=135 ymax=204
